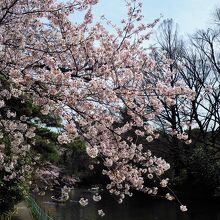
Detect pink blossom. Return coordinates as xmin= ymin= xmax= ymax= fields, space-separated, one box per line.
xmin=86 ymin=146 xmax=99 ymax=158
xmin=180 ymin=205 xmax=187 ymax=212
xmin=93 ymin=194 xmax=102 ymax=202
xmin=58 ymin=133 xmax=71 ymax=144
xmin=98 ymin=209 xmax=105 ymax=217
xmin=79 ymin=198 xmax=88 ymax=207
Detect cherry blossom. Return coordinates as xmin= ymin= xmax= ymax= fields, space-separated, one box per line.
xmin=0 ymin=0 xmax=192 ymax=213
xmin=180 ymin=205 xmax=187 ymax=212
xmin=165 ymin=193 xmax=175 ymax=201
xmin=79 ymin=198 xmax=89 ymax=207
xmin=93 ymin=194 xmax=102 ymax=202
xmin=98 ymin=209 xmax=105 ymax=217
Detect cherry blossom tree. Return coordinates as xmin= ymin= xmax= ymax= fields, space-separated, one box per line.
xmin=0 ymin=0 xmax=192 ymax=214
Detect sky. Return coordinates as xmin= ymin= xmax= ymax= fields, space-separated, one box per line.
xmin=89 ymin=0 xmax=220 ymax=36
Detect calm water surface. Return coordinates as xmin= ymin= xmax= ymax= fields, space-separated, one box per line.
xmin=35 ymin=188 xmax=220 ymax=220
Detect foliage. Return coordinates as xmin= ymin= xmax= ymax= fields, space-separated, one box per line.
xmin=60 ymin=137 xmax=90 ymax=175
xmin=0 ymin=179 xmax=27 ymax=213
xmin=185 ymin=145 xmax=220 ymax=195
xmin=0 ymin=76 xmax=62 ymax=212
xmin=33 ymin=127 xmax=60 ymax=162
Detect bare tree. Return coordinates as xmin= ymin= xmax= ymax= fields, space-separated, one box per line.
xmin=149 ymin=18 xmax=220 ymax=185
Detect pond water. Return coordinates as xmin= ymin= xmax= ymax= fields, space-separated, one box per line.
xmin=34 ymin=188 xmax=220 ymax=220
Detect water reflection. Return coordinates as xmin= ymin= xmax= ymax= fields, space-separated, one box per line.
xmin=34 ymin=188 xmax=220 ymax=220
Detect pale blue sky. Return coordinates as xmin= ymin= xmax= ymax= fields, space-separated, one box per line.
xmin=90 ymin=0 xmax=220 ymax=36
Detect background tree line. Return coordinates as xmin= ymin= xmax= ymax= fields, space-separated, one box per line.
xmin=143 ymin=11 xmax=220 ymax=197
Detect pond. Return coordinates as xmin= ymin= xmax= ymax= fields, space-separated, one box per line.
xmin=34 ymin=188 xmax=220 ymax=220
